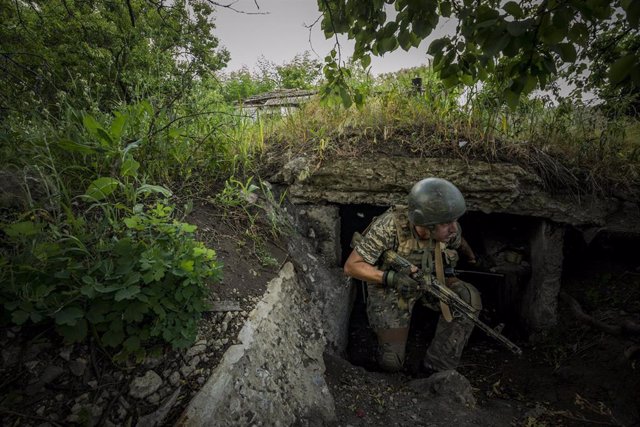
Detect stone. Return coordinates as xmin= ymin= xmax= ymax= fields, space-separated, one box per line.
xmin=408 ymin=370 xmax=476 ymax=407
xmin=169 ymin=371 xmax=181 ymax=387
xmin=59 ymin=346 xmax=73 ymax=362
xmin=186 ymin=343 xmax=207 ymax=359
xmin=146 ymin=393 xmax=161 ymax=405
xmin=69 ymin=358 xmax=87 ymax=376
xmin=1 ymin=346 xmax=20 ymax=367
xmin=177 ymin=262 xmax=336 ymax=426
xmin=135 ymin=387 xmax=182 ymax=427
xmin=129 ymin=370 xmax=163 ymax=399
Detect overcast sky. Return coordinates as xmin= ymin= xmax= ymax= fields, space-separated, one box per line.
xmin=212 ymin=0 xmax=450 ymax=75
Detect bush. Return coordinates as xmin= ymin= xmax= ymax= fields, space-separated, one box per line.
xmin=0 ymin=202 xmax=221 ymax=361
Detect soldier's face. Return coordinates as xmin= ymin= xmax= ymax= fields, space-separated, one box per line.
xmin=432 ymin=221 xmax=457 ymax=243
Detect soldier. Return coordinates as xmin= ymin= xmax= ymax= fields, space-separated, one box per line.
xmin=344 ymin=177 xmax=482 ymax=374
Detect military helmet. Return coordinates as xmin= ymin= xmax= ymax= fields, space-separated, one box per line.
xmin=407 ymin=178 xmax=466 ymax=226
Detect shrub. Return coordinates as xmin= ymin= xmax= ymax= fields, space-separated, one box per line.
xmin=0 ymin=202 xmax=221 ymax=361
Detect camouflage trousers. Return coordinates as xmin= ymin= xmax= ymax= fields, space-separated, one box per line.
xmin=366 ymin=279 xmax=482 ymax=372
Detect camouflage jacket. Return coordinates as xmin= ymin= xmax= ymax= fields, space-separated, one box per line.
xmin=354 ymin=205 xmax=462 ymax=273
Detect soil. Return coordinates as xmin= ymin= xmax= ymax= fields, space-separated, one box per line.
xmin=1 ymin=198 xmax=639 ymax=426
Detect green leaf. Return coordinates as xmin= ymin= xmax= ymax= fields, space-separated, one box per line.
xmin=398 ymin=30 xmax=412 ymax=51
xmin=609 ymin=54 xmax=637 ymax=83
xmin=57 ymin=319 xmax=88 ymax=343
xmin=504 ymin=89 xmax=521 ymax=110
xmin=506 ymin=21 xmax=527 ymax=36
xmin=115 ymin=286 xmax=141 ymax=301
xmin=440 ymin=1 xmax=452 ymax=17
xmin=476 ymin=18 xmax=498 ymax=29
xmin=136 ymin=184 xmax=172 ymax=198
xmin=339 ymin=86 xmax=352 ymax=108
xmin=124 ymin=301 xmax=148 ymax=322
xmin=378 ymin=36 xmax=398 ymax=53
xmin=361 ymin=54 xmax=371 ymax=68
xmin=568 ymin=23 xmax=589 ymax=44
xmin=180 ymin=260 xmax=195 ymax=272
xmin=523 ymin=74 xmax=538 ymax=94
xmin=96 ymin=128 xmax=114 ymax=146
xmin=123 ymin=217 xmax=141 ymax=229
xmin=94 ymin=282 xmax=124 ymax=293
xmin=86 ymin=301 xmax=110 ymax=323
xmin=83 ymin=115 xmax=102 ymax=134
xmin=503 ymin=1 xmax=523 ymax=18
xmin=12 ymin=310 xmax=30 ymax=325
xmin=121 ymin=156 xmax=140 ymax=178
xmin=625 ymin=0 xmax=640 ymax=27
xmin=55 ymin=306 xmax=85 ymax=326
xmin=110 ymin=113 xmax=127 ymax=141
xmin=123 ymin=335 xmax=141 ymax=352
xmin=556 ymin=43 xmax=577 ymax=62
xmin=102 ymin=328 xmax=124 ymax=347
xmin=85 ymin=177 xmax=120 ymax=200
xmin=541 ymin=25 xmax=567 ymax=44
xmin=428 ymin=37 xmax=449 ymax=55
xmin=3 ymin=221 xmax=41 ymax=237
xmin=58 ymin=139 xmax=97 ymax=154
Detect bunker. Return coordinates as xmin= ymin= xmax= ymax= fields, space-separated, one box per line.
xmin=269 ymin=155 xmax=640 ymax=358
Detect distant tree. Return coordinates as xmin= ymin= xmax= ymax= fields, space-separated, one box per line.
xmin=275 ymin=52 xmax=323 ymax=89
xmin=317 ymin=0 xmax=640 ymax=107
xmin=219 ymin=52 xmax=323 ymax=102
xmin=0 ymin=0 xmax=230 ymax=116
xmin=220 ymin=66 xmax=276 ymax=102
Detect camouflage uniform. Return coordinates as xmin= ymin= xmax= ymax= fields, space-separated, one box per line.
xmin=355 ymin=205 xmax=482 ymax=372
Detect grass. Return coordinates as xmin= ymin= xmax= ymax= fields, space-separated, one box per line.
xmin=250 ymin=68 xmax=639 ymax=199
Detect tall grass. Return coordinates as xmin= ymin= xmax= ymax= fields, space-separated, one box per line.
xmin=256 ymin=66 xmax=638 ymax=196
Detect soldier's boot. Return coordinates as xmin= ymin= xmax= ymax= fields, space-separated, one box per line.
xmin=424 ymin=280 xmax=482 ymax=371
xmin=375 ymin=327 xmax=409 ymax=372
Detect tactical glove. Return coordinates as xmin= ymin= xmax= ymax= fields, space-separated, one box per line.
xmin=383 ymin=270 xmax=420 ymax=299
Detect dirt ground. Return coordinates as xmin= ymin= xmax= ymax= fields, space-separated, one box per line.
xmin=1 ymin=200 xmax=639 ymax=426
xmin=329 ymin=232 xmax=640 ymax=427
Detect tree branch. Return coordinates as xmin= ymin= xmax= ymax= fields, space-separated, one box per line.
xmin=125 ymin=0 xmax=136 ymax=27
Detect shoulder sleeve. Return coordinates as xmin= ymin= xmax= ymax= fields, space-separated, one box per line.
xmin=354 ymin=210 xmax=397 ymax=265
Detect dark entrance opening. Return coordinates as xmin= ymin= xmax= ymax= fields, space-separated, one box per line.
xmin=339 ymin=204 xmax=531 ymax=372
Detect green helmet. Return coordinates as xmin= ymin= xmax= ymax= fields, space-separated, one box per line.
xmin=407 ymin=178 xmax=466 ymax=226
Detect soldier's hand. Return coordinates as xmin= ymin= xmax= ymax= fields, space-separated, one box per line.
xmin=383 ymin=270 xmax=420 ymax=299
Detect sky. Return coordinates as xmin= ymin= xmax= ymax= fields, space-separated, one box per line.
xmin=212 ymin=0 xmax=450 ymax=75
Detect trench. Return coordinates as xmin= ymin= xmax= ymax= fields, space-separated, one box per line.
xmin=327 ymin=202 xmax=639 ymax=375
xmin=338 ymin=204 xmax=536 ymax=372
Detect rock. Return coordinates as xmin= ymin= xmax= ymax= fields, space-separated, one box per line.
xmin=144 ymin=356 xmax=163 ymax=368
xmin=186 ymin=343 xmax=207 ymax=359
xmin=146 ymin=392 xmax=161 ymax=405
xmin=59 ymin=346 xmax=73 ymax=362
xmin=169 ymin=371 xmax=181 ymax=387
xmin=1 ymin=346 xmax=20 ymax=367
xmin=129 ymin=370 xmax=163 ymax=399
xmin=180 ymin=356 xmax=200 ymax=378
xmin=26 ymin=365 xmax=64 ymax=395
xmin=69 ymin=358 xmax=87 ymax=376
xmin=408 ymin=370 xmax=476 ymax=407
xmin=135 ymin=387 xmax=182 ymax=427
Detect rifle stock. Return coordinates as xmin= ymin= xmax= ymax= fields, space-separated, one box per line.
xmin=382 ymin=249 xmax=523 ymax=356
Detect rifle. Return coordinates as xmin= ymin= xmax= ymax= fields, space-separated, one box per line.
xmin=382 ymin=249 xmax=523 ymax=356
xmin=444 ymin=266 xmax=505 ymax=278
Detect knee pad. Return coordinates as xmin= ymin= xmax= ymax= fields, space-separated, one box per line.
xmin=450 ymin=280 xmax=482 ymax=311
